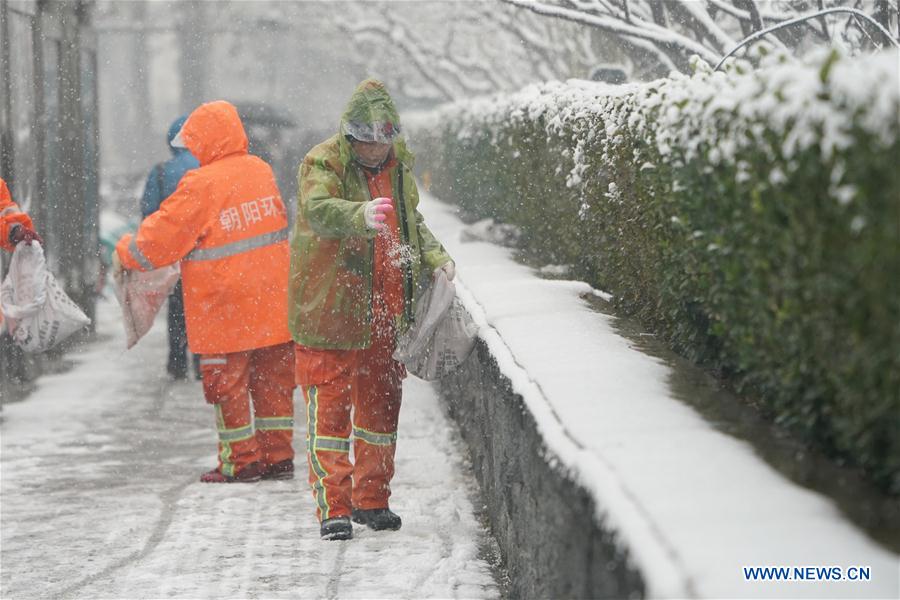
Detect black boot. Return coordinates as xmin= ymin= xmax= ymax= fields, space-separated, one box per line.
xmin=351 ymin=508 xmax=402 ymax=531
xmin=261 ymin=459 xmax=294 ymax=481
xmin=320 ymin=517 xmax=353 ymax=541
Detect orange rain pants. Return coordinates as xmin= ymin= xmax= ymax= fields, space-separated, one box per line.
xmin=295 ymin=303 xmax=405 ymax=522
xmin=200 ymin=341 xmax=295 ymax=478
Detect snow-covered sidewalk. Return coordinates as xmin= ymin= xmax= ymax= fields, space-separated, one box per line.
xmin=0 ymin=299 xmax=501 ymax=599
xmin=420 ymin=192 xmax=900 ymax=599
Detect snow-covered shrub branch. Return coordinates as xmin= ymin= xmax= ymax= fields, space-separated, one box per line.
xmin=409 ymin=49 xmax=900 ymax=493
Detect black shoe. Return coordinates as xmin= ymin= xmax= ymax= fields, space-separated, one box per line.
xmin=261 ymin=459 xmax=294 ymax=481
xmin=320 ymin=516 xmax=353 ymax=541
xmin=351 ymin=508 xmax=402 ymax=531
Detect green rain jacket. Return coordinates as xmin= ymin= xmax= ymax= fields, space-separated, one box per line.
xmin=288 ymin=79 xmax=452 ymax=350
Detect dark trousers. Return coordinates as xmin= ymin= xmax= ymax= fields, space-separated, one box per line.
xmin=166 ymin=279 xmax=195 ymax=378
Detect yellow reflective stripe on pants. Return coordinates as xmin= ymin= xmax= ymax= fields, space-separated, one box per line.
xmin=352 ymin=425 xmax=397 ymax=446
xmin=305 ymin=386 xmax=332 ymax=520
xmin=215 ymin=405 xmax=255 ymax=477
xmin=217 ymin=424 xmax=255 ymax=442
xmin=256 ymin=417 xmax=293 ymax=431
xmin=215 ymin=405 xmax=234 ymax=477
xmin=314 ymin=435 xmax=350 ymax=453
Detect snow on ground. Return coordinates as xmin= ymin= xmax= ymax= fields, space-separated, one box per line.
xmin=419 ymin=192 xmax=900 ymax=599
xmin=1 ymin=298 xmax=500 ymax=599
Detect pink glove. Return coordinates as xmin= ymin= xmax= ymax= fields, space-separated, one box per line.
xmin=364 ymin=197 xmax=394 ymax=231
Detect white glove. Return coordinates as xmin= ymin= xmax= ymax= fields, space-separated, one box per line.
xmin=435 ymin=261 xmax=455 ymax=281
xmin=364 ymin=197 xmax=394 ymax=231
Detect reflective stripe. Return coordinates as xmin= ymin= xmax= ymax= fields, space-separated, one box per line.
xmin=128 ymin=237 xmax=154 ymax=271
xmin=256 ymin=417 xmax=293 ymax=431
xmin=306 ymin=386 xmax=331 ymax=520
xmin=215 ymin=405 xmax=235 ymax=478
xmin=217 ymin=423 xmax=255 ymax=443
xmin=199 ymin=358 xmax=227 ymax=366
xmin=314 ymin=436 xmax=350 ymax=453
xmin=0 ymin=206 xmax=22 ymax=216
xmin=352 ymin=425 xmax=397 ymax=446
xmin=184 ymin=227 xmax=288 ymax=262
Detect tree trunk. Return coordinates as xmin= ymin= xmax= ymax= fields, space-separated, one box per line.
xmin=131 ymin=1 xmax=153 ymax=150
xmin=650 ymin=2 xmax=666 ymax=27
xmin=733 ymin=0 xmax=763 ymax=37
xmin=874 ymin=0 xmax=890 ymax=30
xmin=56 ymin=2 xmax=87 ymax=301
xmin=178 ymin=1 xmax=207 ymax=114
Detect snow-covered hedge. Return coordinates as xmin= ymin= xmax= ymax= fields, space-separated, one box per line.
xmin=409 ymin=49 xmax=900 ymax=493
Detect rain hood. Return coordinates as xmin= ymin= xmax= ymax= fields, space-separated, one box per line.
xmin=179 ymin=101 xmax=249 ymax=166
xmin=340 ymin=79 xmax=401 ymax=139
xmin=166 ymin=115 xmax=190 ymax=154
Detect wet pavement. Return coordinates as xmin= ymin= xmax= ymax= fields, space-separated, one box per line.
xmin=1 ymin=299 xmax=502 ymax=599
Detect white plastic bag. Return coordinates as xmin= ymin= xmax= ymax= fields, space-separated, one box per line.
xmin=112 ymin=264 xmax=180 ymax=349
xmin=393 ymin=272 xmax=478 ymax=380
xmin=0 ymin=243 xmax=91 ymax=352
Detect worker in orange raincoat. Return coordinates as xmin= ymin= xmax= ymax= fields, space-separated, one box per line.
xmin=114 ymin=101 xmax=295 ymax=483
xmin=1 ymin=177 xmax=43 ymax=332
xmin=0 ymin=177 xmax=42 ymax=251
xmin=290 ymin=79 xmax=454 ymax=540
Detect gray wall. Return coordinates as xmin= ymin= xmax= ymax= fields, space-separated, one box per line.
xmin=439 ymin=341 xmax=646 ymax=599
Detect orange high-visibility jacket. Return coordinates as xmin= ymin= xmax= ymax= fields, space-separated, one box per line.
xmin=0 ymin=177 xmax=34 ymax=253
xmin=116 ymin=101 xmax=291 ymax=354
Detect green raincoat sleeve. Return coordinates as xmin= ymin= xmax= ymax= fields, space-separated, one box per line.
xmin=406 ymin=179 xmax=451 ymax=272
xmin=299 ymin=152 xmax=374 ymax=240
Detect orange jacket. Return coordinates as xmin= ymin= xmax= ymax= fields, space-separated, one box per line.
xmin=116 ymin=101 xmax=291 ymax=354
xmin=363 ymin=159 xmax=404 ymax=319
xmin=0 ymin=177 xmax=34 ymax=252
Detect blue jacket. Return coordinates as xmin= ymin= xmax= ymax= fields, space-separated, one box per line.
xmin=140 ymin=116 xmax=200 ymax=218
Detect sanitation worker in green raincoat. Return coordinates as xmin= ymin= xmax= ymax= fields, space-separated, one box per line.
xmin=289 ymin=79 xmax=454 ymax=541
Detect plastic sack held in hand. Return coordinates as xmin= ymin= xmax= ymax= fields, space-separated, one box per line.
xmin=393 ymin=270 xmax=478 ymax=381
xmin=112 ymin=263 xmax=180 ymax=349
xmin=0 ymin=243 xmax=90 ymax=352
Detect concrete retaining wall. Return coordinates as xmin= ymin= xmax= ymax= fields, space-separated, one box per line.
xmin=439 ymin=340 xmax=645 ymax=599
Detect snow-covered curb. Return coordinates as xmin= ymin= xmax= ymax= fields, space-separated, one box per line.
xmin=421 ymin=192 xmax=899 ymax=599
xmin=453 ymin=279 xmax=687 ymax=595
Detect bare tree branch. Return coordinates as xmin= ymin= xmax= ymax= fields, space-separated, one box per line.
xmin=340 ymin=22 xmax=457 ymax=101
xmin=662 ymin=0 xmax=737 ymax=52
xmin=500 ymin=0 xmax=721 ymax=64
